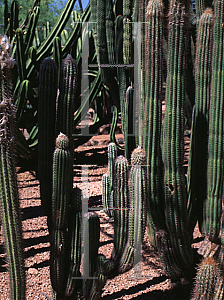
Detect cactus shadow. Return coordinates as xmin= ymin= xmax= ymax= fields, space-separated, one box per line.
xmin=74 ymin=146 xmax=108 ymax=166
xmin=101 ymin=275 xmax=193 ymax=300
xmin=21 ymin=204 xmax=45 ymax=220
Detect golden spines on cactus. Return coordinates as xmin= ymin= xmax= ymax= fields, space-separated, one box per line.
xmin=131 ymin=146 xmax=146 ymax=166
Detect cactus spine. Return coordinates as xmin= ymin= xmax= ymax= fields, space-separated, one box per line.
xmin=193 ymin=257 xmax=219 ymax=300
xmin=0 ymin=34 xmax=25 ymax=300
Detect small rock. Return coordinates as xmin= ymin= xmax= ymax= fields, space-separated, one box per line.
xmin=28 ymin=268 xmax=39 ymax=275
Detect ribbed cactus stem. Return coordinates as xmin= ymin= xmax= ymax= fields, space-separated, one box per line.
xmin=102 ymin=142 xmax=117 ymax=218
xmin=51 ymin=133 xmax=72 ymax=297
xmin=102 ymin=173 xmax=112 ymax=217
xmin=193 ymin=257 xmax=219 ymax=300
xmin=56 ymin=54 xmax=78 ymax=155
xmin=108 ymin=142 xmax=117 ymax=186
xmin=50 ymin=228 xmax=69 ymax=296
xmin=112 ymin=156 xmax=129 ymax=263
xmin=52 ymin=133 xmax=71 ymax=230
xmin=118 ymin=147 xmax=147 ymax=273
xmin=124 ymin=86 xmax=136 ymax=160
xmin=187 ymin=9 xmax=213 ymax=234
xmin=202 ymin=0 xmax=224 ymax=241
xmin=38 ymin=57 xmax=57 ymax=225
xmin=83 ymin=212 xmax=100 ymax=299
xmin=162 ymin=0 xmax=193 ymax=273
xmin=65 ymin=211 xmax=82 ymax=297
xmin=142 ymin=0 xmax=166 ymax=237
xmin=0 ymin=34 xmax=25 ymax=299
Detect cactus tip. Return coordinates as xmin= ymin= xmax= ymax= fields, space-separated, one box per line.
xmin=204 ymin=8 xmax=213 ymax=14
xmin=131 ymin=146 xmax=146 ymax=165
xmin=56 ymin=132 xmax=69 ymax=150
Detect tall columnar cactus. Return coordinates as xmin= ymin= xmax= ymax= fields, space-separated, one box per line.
xmin=0 ymin=34 xmax=25 ymax=300
xmin=56 ymin=54 xmax=78 ymax=156
xmin=38 ymin=57 xmax=57 ymax=226
xmin=50 ymin=133 xmax=72 ymax=296
xmin=142 ymin=0 xmax=167 ymax=238
xmin=162 ymin=0 xmax=193 ymax=274
xmin=202 ymin=0 xmax=224 ymax=241
xmin=112 ymin=155 xmax=129 ymax=264
xmin=187 ymin=9 xmax=213 ymax=234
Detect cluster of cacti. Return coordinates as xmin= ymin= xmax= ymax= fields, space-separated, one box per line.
xmin=5 ymin=0 xmax=224 ymax=297
xmin=101 ymin=144 xmax=147 ymax=276
xmin=0 ymin=34 xmax=25 ymax=299
xmin=2 ymin=0 xmax=108 ymax=159
xmin=98 ymin=0 xmax=224 ymax=295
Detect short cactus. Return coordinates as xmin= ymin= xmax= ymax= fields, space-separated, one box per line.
xmin=193 ymin=257 xmax=219 ymax=300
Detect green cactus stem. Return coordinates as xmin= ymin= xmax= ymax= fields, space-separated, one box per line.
xmin=141 ymin=0 xmax=167 ymax=250
xmin=38 ymin=57 xmax=57 ymax=226
xmin=162 ymin=0 xmax=193 ymax=274
xmin=52 ymin=133 xmax=72 ymax=230
xmin=0 ymin=34 xmax=25 ymax=300
xmin=187 ymin=9 xmax=213 ymax=234
xmin=102 ymin=173 xmax=111 ymax=217
xmin=56 ymin=54 xmax=78 ymax=156
xmin=124 ymin=86 xmax=136 ymax=160
xmin=50 ymin=228 xmax=69 ymax=296
xmin=65 ymin=211 xmax=82 ymax=297
xmin=202 ymin=0 xmax=224 ymax=241
xmin=51 ymin=133 xmax=73 ymax=297
xmin=118 ymin=146 xmax=147 ymax=274
xmin=193 ymin=257 xmax=219 ymax=300
xmin=83 ymin=212 xmax=100 ymax=299
xmin=112 ymin=155 xmax=129 ymax=264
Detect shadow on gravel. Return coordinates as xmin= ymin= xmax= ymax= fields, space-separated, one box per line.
xmin=24 ymin=244 xmax=50 ymax=259
xmin=23 ymin=235 xmax=50 ymax=249
xmin=74 ymin=145 xmax=124 ymax=166
xmin=21 ymin=205 xmax=45 ymax=220
xmin=101 ymin=275 xmax=193 ymax=300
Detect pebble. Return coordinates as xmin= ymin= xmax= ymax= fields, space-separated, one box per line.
xmin=28 ymin=268 xmax=39 ymax=275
